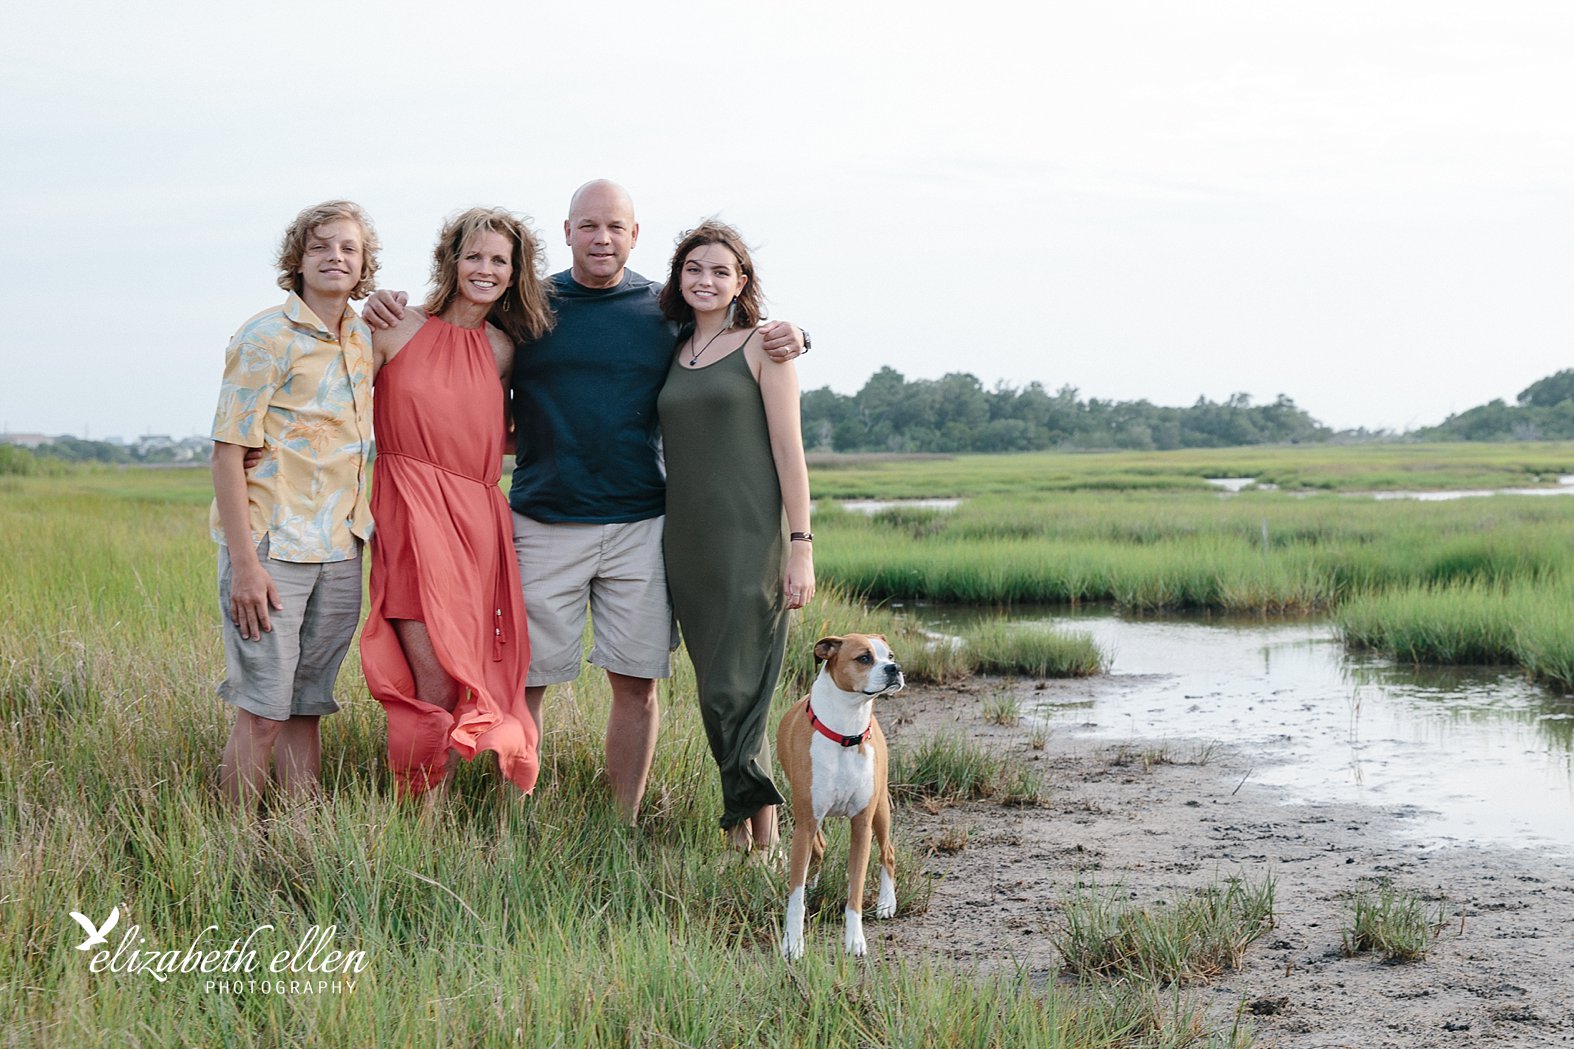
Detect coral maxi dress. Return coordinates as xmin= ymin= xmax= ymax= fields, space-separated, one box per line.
xmin=360 ymin=316 xmax=538 ymax=796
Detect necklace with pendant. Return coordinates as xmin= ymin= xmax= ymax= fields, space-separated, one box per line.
xmin=688 ymin=325 xmax=732 ymax=367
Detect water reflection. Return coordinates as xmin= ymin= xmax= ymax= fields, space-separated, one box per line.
xmin=841 ymin=498 xmax=962 ymax=514
xmin=906 ymin=605 xmax=1574 ymax=856
xmin=1204 ymin=474 xmax=1574 ymax=501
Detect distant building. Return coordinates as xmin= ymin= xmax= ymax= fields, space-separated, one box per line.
xmin=0 ymin=433 xmax=57 ymax=449
xmin=173 ymin=436 xmax=210 ymax=461
xmin=133 ymin=434 xmax=176 ymax=456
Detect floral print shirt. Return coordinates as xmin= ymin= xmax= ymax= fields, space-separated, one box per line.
xmin=208 ymin=293 xmax=374 ymax=562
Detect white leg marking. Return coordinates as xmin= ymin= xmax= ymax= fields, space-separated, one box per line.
xmin=782 ymin=887 xmax=806 ymax=960
xmin=876 ymin=868 xmax=896 ymax=919
xmin=843 ymin=906 xmax=867 ymax=956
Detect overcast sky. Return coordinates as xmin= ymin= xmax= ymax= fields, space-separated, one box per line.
xmin=2 ymin=1 xmax=1570 ymax=439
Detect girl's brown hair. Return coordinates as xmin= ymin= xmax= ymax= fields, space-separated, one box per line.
xmin=658 ymin=220 xmax=766 ymax=328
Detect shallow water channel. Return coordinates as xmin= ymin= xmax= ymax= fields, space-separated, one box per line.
xmin=907 ymin=607 xmax=1574 ymax=857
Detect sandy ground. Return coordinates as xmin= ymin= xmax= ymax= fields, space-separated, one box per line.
xmin=873 ymin=675 xmax=1574 ymax=1048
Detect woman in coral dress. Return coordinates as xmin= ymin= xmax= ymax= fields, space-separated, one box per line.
xmin=360 ymin=208 xmax=553 ymax=803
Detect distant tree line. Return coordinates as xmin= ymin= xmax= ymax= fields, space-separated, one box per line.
xmin=0 ymin=436 xmax=204 ymax=474
xmin=21 ymin=367 xmax=1569 ymax=475
xmin=800 ymin=367 xmax=1330 ymax=452
xmin=1419 ymin=370 xmax=1574 ymax=441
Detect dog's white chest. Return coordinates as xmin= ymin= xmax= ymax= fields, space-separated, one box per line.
xmin=809 ymin=738 xmax=876 ymax=821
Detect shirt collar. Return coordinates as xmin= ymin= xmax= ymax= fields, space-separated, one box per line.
xmin=284 ymin=291 xmax=356 ymax=339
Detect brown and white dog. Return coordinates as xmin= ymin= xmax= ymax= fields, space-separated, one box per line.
xmin=776 ymin=633 xmax=904 ymax=959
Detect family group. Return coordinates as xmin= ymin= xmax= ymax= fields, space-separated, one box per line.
xmin=209 ymin=180 xmax=812 ymax=851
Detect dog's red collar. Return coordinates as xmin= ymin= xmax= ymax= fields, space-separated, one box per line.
xmin=806 ymin=700 xmax=871 ymax=748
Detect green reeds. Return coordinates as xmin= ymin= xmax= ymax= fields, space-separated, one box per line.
xmin=1336 ymin=575 xmax=1574 ymax=690
xmin=964 ymin=622 xmax=1105 ymax=678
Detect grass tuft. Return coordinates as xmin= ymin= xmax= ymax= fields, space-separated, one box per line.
xmin=1057 ymin=875 xmax=1277 ymax=985
xmin=889 ymin=734 xmax=1047 ymax=807
xmin=1340 ymin=883 xmax=1448 ymax=962
xmin=981 ymin=690 xmax=1022 ymax=726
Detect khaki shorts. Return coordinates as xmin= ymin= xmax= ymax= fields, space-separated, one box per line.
xmin=216 ymin=537 xmax=363 ymax=721
xmin=511 ymin=513 xmax=677 ymax=687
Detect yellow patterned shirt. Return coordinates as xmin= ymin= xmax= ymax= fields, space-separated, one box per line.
xmin=208 ymin=293 xmax=374 ymax=562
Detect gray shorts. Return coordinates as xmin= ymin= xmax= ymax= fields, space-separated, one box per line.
xmin=511 ymin=512 xmax=677 ymax=687
xmin=216 ymin=537 xmax=363 ymax=721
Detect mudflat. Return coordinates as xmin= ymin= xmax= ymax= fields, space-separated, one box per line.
xmin=878 ymin=675 xmax=1574 ymax=1047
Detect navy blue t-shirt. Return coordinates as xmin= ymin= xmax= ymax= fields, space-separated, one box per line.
xmin=508 ymin=270 xmax=678 ymax=523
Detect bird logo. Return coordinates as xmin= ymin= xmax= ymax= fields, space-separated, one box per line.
xmin=68 ymin=907 xmax=120 ymax=951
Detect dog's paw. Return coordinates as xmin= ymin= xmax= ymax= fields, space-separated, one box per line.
xmin=782 ymin=888 xmax=807 ymax=961
xmin=843 ymin=908 xmax=867 ymax=956
xmin=876 ymin=869 xmax=897 ymax=919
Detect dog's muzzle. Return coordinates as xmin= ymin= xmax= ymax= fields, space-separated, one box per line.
xmin=865 ymin=661 xmax=905 ymax=695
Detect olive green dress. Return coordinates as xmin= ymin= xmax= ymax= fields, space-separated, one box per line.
xmin=658 ymin=339 xmax=789 ymax=829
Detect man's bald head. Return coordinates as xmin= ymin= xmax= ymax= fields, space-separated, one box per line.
xmin=565 ymin=180 xmax=639 ymax=289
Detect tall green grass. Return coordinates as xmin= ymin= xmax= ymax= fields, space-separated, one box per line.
xmin=0 ymin=469 xmax=1225 ymax=1047
xmin=8 ymin=447 xmax=1569 ymax=1043
xmin=1336 ymin=577 xmax=1574 ymax=691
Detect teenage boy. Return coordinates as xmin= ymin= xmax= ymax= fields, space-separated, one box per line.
xmin=209 ymin=200 xmax=379 ymax=811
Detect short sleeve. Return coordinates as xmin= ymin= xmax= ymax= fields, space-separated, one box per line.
xmin=210 ymin=334 xmax=284 ymax=447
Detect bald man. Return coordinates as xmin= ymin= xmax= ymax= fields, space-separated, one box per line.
xmin=365 ymin=181 xmax=805 ymax=823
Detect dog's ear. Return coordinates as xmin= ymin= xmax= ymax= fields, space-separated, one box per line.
xmin=813 ymin=636 xmax=844 ymax=664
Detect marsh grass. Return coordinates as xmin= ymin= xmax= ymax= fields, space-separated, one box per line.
xmin=966 ymin=623 xmax=1107 ymax=679
xmin=817 ymin=492 xmax=1574 ymax=618
xmin=783 ymin=587 xmax=1106 ymax=687
xmin=982 ymin=691 xmax=1023 ymax=726
xmin=2 ymin=469 xmax=1242 ymax=1047
xmin=1337 ymin=577 xmax=1574 ymax=691
xmin=1340 ymin=884 xmax=1448 ymax=963
xmin=814 ymin=471 xmax=1574 ymax=686
xmin=809 ymin=442 xmax=1574 ymax=499
xmin=889 ymin=734 xmax=1047 ymax=807
xmin=1057 ymin=876 xmax=1277 ymax=985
